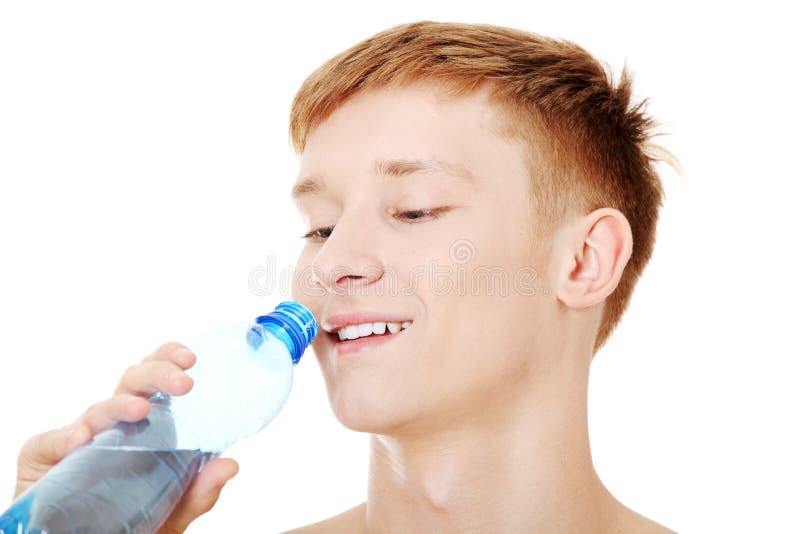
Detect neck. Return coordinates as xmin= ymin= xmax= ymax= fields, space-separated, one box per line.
xmin=365 ymin=359 xmax=613 ymax=533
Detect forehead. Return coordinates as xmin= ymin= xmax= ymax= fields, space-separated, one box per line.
xmin=297 ymin=83 xmax=511 ymax=176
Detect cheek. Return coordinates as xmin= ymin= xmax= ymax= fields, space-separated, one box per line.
xmin=289 ymin=270 xmax=303 ymax=302
xmin=290 ymin=253 xmax=326 ymax=321
xmin=436 ymin=310 xmax=534 ymax=401
xmin=417 ymin=258 xmax=540 ymax=384
xmin=291 ymin=246 xmax=316 ymax=296
xmin=290 ymin=248 xmax=309 ymax=300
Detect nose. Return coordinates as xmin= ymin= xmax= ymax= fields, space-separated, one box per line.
xmin=310 ymin=215 xmax=384 ymax=294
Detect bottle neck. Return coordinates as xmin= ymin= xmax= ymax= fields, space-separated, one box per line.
xmin=259 ymin=322 xmax=300 ymax=365
xmin=250 ymin=301 xmax=317 ymax=364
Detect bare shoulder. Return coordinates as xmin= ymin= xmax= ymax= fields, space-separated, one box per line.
xmin=281 ymin=502 xmax=366 ymax=534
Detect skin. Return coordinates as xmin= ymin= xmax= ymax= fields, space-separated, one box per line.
xmin=14 ymin=83 xmax=674 ymax=533
xmin=13 ymin=343 xmax=239 ymax=533
xmin=285 ymin=83 xmax=674 ymax=533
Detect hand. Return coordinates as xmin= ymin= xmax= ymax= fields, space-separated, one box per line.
xmin=13 ymin=342 xmax=239 ymax=533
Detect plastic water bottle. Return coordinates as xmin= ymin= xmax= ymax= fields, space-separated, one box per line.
xmin=0 ymin=301 xmax=317 ymax=533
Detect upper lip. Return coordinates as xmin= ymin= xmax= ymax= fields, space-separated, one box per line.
xmin=322 ymin=311 xmax=413 ymax=333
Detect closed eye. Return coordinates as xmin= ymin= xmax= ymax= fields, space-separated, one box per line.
xmin=301 ymin=207 xmax=451 ymax=242
xmin=301 ymin=225 xmax=334 ymax=241
xmin=394 ymin=206 xmax=451 ymax=223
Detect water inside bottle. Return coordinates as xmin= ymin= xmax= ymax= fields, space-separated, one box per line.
xmin=0 ymin=445 xmax=214 ymax=533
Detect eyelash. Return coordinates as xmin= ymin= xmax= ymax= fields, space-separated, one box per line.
xmin=301 ymin=207 xmax=449 ymax=241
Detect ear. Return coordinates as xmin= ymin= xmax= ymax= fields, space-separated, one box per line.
xmin=556 ymin=208 xmax=633 ymax=310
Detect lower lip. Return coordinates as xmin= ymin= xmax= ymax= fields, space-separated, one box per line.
xmin=333 ymin=329 xmax=407 ymax=356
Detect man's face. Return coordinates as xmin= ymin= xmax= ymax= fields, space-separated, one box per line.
xmin=291 ymin=83 xmax=561 ymax=434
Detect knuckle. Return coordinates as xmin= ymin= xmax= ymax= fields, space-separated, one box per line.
xmin=83 ymin=400 xmax=103 ymax=419
xmin=115 ymin=367 xmax=139 ymax=392
xmin=121 ymin=364 xmax=140 ymax=382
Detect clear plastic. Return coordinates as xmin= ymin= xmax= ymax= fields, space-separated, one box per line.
xmin=0 ymin=302 xmax=316 ymax=533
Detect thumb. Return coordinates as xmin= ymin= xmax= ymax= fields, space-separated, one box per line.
xmin=159 ymin=457 xmax=239 ymax=533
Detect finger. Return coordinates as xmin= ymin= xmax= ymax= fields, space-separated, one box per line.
xmin=14 ymin=424 xmax=88 ymax=499
xmin=18 ymin=424 xmax=85 ymax=470
xmin=143 ymin=342 xmax=197 ymax=369
xmin=18 ymin=393 xmax=151 ymax=473
xmin=77 ymin=393 xmax=151 ymax=434
xmin=113 ymin=360 xmax=194 ymax=397
xmin=162 ymin=458 xmax=239 ymax=533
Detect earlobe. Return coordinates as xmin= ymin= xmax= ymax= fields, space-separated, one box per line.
xmin=556 ymin=208 xmax=633 ymax=310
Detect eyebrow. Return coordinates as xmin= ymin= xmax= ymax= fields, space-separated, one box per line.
xmin=291 ymin=158 xmax=474 ymax=201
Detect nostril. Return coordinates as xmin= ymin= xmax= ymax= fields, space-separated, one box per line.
xmin=336 ymin=274 xmax=367 ymax=285
xmin=331 ymin=267 xmax=385 ymax=289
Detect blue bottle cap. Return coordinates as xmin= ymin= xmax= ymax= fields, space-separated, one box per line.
xmin=253 ymin=301 xmax=317 ymax=364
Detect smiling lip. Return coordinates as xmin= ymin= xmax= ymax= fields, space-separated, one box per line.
xmin=332 ymin=329 xmax=406 ymax=356
xmin=322 ymin=312 xmax=413 ymax=333
xmin=322 ymin=311 xmax=413 ymax=357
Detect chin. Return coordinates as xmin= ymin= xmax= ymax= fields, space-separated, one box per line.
xmin=325 ymin=385 xmax=422 ymax=435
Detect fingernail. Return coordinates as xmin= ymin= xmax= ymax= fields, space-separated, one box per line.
xmin=174 ymin=348 xmax=195 ymax=367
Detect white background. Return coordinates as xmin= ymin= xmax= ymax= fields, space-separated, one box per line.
xmin=0 ymin=1 xmax=797 ymax=532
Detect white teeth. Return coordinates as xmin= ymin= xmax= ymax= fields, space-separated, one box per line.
xmin=343 ymin=325 xmax=359 ymax=340
xmin=357 ymin=323 xmax=373 ymax=337
xmin=333 ymin=320 xmax=411 ymax=340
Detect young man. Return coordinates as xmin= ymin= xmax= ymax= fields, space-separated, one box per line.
xmin=13 ymin=21 xmax=675 ymax=532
